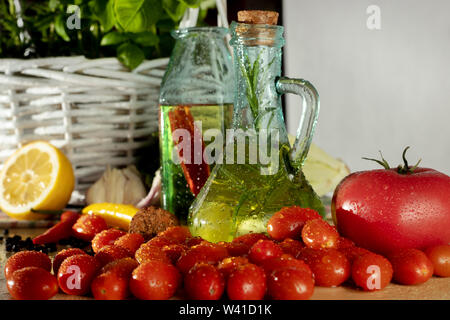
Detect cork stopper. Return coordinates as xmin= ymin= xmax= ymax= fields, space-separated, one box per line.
xmin=238 ymin=10 xmax=279 ymax=25
xmin=234 ymin=11 xmax=280 ymax=46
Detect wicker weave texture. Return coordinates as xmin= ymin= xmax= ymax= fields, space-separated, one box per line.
xmin=0 ymin=56 xmax=168 ymax=202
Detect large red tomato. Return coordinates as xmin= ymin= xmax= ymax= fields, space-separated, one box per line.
xmin=332 ymin=150 xmax=450 ymax=255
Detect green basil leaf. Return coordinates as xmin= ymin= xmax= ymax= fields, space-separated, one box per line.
xmin=117 ymin=42 xmax=145 ymax=70
xmin=162 ymin=0 xmax=187 ymax=22
xmin=157 ymin=18 xmax=177 ymax=32
xmin=130 ymin=31 xmax=159 ymax=47
xmin=101 ymin=31 xmax=128 ymax=46
xmin=114 ymin=0 xmax=163 ymax=33
xmin=55 ymin=15 xmax=70 ymax=42
xmin=180 ymin=0 xmax=202 ymax=8
xmin=90 ymin=0 xmax=115 ymax=32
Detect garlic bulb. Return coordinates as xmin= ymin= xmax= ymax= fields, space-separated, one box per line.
xmin=86 ymin=165 xmax=147 ymax=206
xmin=137 ymin=168 xmax=161 ymax=208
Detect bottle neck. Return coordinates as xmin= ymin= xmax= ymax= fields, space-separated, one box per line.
xmin=230 ymin=22 xmax=286 ymax=133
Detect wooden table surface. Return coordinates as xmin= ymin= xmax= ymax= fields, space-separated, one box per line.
xmin=1 ymin=228 xmax=449 ymax=300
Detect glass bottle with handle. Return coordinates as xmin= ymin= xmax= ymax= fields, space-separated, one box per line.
xmin=159 ymin=26 xmax=234 ymax=222
xmin=188 ymin=11 xmax=324 ymax=242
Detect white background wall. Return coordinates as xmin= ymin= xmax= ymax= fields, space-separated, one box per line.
xmin=283 ymin=0 xmax=450 ymax=173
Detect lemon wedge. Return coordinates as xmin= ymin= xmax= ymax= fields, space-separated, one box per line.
xmin=0 ymin=141 xmax=75 ymax=220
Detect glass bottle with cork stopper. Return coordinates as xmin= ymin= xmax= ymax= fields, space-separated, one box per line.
xmin=188 ymin=10 xmax=325 ymax=242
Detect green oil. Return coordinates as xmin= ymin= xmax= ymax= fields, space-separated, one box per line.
xmin=188 ymin=145 xmax=325 ymax=242
xmin=159 ymin=104 xmax=233 ymax=221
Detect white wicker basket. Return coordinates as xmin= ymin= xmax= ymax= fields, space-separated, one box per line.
xmin=0 ymin=56 xmax=169 ymax=203
xmin=0 ymin=0 xmax=228 ymax=204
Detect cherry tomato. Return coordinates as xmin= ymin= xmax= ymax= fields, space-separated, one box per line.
xmin=7 ymin=267 xmax=58 ymax=300
xmin=301 ymin=219 xmax=339 ymax=249
xmin=157 ymin=226 xmax=192 ymax=244
xmin=130 ymin=260 xmax=181 ymax=300
xmin=91 ymin=258 xmax=138 ymax=300
xmin=267 ymin=268 xmax=315 ymax=300
xmin=298 ymin=248 xmax=350 ymax=287
xmin=91 ymin=271 xmax=129 ymax=300
xmin=100 ymin=257 xmax=139 ymax=276
xmin=220 ymin=241 xmax=250 ymax=257
xmin=161 ymin=244 xmax=187 ymax=264
xmin=146 ymin=236 xmax=177 ymax=248
xmin=267 ymin=206 xmax=321 ymax=241
xmin=425 ymin=244 xmax=450 ymax=277
xmin=57 ymin=254 xmax=100 ymax=295
xmin=72 ymin=214 xmax=108 ymax=241
xmin=261 ymin=254 xmax=313 ymax=278
xmin=4 ymin=251 xmax=51 ymax=281
xmin=176 ymin=244 xmax=229 ymax=274
xmin=389 ymin=249 xmax=434 ymax=285
xmin=336 ymin=237 xmax=355 ymax=250
xmin=351 ymin=253 xmax=393 ymax=291
xmin=217 ymin=256 xmax=249 ymax=279
xmin=232 ymin=233 xmax=270 ymax=249
xmin=135 ymin=244 xmax=171 ymax=264
xmin=95 ymin=245 xmax=133 ymax=268
xmin=248 ymin=240 xmax=283 ymax=265
xmin=184 ymin=263 xmax=225 ymax=300
xmin=52 ymin=248 xmax=87 ymax=274
xmin=184 ymin=237 xmax=204 ymax=247
xmin=91 ymin=228 xmax=126 ymax=253
xmin=227 ymin=264 xmax=266 ymax=300
xmin=114 ymin=233 xmax=145 ymax=255
xmin=338 ymin=246 xmax=371 ymax=263
xmin=278 ymin=238 xmax=304 ymax=258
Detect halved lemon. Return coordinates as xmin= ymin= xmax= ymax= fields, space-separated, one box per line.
xmin=0 ymin=141 xmax=75 ymax=220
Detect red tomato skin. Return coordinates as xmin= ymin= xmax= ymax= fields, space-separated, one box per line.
xmin=114 ymin=233 xmax=145 ymax=255
xmin=278 ymin=238 xmax=304 ymax=258
xmin=146 ymin=236 xmax=177 ymax=248
xmin=157 ymin=226 xmax=192 ymax=243
xmin=57 ymin=254 xmax=100 ymax=295
xmin=389 ymin=249 xmax=434 ymax=285
xmin=162 ymin=244 xmax=187 ymax=264
xmin=217 ymin=256 xmax=249 ymax=279
xmin=53 ymin=248 xmax=87 ymax=274
xmin=248 ymin=240 xmax=283 ymax=265
xmin=302 ymin=219 xmax=339 ymax=249
xmin=425 ymin=245 xmax=450 ymax=277
xmin=332 ymin=168 xmax=450 ymax=255
xmin=92 ymin=228 xmax=126 ymax=253
xmin=220 ymin=241 xmax=249 ymax=257
xmin=261 ymin=254 xmax=313 ymax=279
xmin=91 ymin=259 xmax=138 ymax=300
xmin=95 ymin=245 xmax=133 ymax=268
xmin=227 ymin=264 xmax=266 ymax=300
xmin=176 ymin=244 xmax=229 ymax=275
xmin=7 ymin=267 xmax=58 ymax=300
xmin=130 ymin=261 xmax=181 ymax=300
xmin=184 ymin=237 xmax=204 ymax=247
xmin=298 ymin=248 xmax=350 ymax=287
xmin=338 ymin=246 xmax=371 ymax=263
xmin=232 ymin=233 xmax=270 ymax=248
xmin=351 ymin=253 xmax=393 ymax=291
xmin=267 ymin=268 xmax=315 ymax=300
xmin=4 ymin=251 xmax=51 ymax=281
xmin=72 ymin=214 xmax=108 ymax=241
xmin=267 ymin=206 xmax=321 ymax=241
xmin=184 ymin=263 xmax=225 ymax=300
xmin=135 ymin=244 xmax=171 ymax=264
xmin=91 ymin=272 xmax=129 ymax=300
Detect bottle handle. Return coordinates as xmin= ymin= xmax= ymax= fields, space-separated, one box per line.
xmin=276 ymin=77 xmax=320 ymax=171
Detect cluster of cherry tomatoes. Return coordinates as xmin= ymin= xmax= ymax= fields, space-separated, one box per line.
xmin=4 ymin=206 xmax=450 ymax=300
